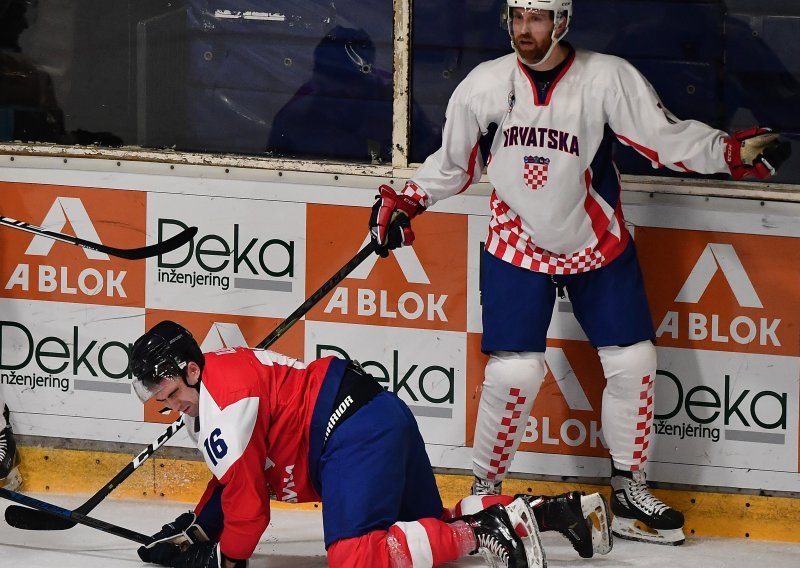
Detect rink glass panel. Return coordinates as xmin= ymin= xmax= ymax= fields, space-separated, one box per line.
xmin=410 ymin=0 xmax=800 ymax=184
xmin=0 ymin=0 xmax=394 ymax=164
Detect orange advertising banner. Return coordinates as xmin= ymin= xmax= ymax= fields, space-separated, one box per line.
xmin=305 ymin=204 xmax=468 ymax=331
xmin=0 ymin=182 xmax=146 ymax=307
xmin=637 ymin=227 xmax=800 ymax=357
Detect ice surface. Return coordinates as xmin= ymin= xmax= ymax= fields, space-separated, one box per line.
xmin=1 ymin=494 xmax=798 ymax=567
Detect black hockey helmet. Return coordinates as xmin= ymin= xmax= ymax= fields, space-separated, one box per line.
xmin=130 ymin=320 xmax=204 ymax=402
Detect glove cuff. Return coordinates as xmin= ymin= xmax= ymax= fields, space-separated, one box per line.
xmin=399 ymin=181 xmax=428 ymax=215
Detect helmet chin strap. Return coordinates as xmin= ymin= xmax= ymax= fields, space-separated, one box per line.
xmin=191 ymin=371 xmax=202 ymax=392
xmin=509 ymin=9 xmax=568 ymax=68
xmin=514 ymin=36 xmax=560 ymax=68
xmin=178 ymin=364 xmax=202 ymax=392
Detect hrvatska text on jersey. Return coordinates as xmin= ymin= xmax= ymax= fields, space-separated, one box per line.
xmin=503 ymin=125 xmax=580 ymax=156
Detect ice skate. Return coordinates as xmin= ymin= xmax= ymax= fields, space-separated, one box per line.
xmin=517 ymin=491 xmax=612 ymax=557
xmin=611 ymin=469 xmax=685 ymax=545
xmin=473 ymin=475 xmax=503 ymax=496
xmin=0 ymin=424 xmax=22 ymax=491
xmin=458 ymin=500 xmax=545 ymax=568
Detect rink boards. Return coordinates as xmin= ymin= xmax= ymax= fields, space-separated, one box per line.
xmin=1 ymin=155 xmax=799 ymax=497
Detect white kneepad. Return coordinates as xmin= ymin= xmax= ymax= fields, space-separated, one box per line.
xmin=484 ymin=351 xmax=547 ymax=399
xmin=597 ymin=341 xmax=656 ymax=392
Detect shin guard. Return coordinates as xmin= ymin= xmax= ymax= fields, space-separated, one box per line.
xmin=473 ymin=351 xmax=546 ymax=483
xmin=599 ymin=341 xmax=657 ymax=471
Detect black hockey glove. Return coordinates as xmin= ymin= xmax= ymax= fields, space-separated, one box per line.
xmin=369 ymin=184 xmax=423 ymax=258
xmin=173 ymin=541 xmax=247 ymax=568
xmin=138 ymin=511 xmax=209 ymax=565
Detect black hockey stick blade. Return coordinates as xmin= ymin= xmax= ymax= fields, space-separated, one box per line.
xmin=256 ymin=239 xmax=378 ymax=349
xmin=0 ymin=215 xmax=198 ymax=260
xmin=4 ymin=418 xmax=185 ymax=531
xmin=0 ymin=488 xmax=152 ymax=545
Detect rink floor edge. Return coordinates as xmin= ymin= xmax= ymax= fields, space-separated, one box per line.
xmin=15 ymin=444 xmax=800 ymax=543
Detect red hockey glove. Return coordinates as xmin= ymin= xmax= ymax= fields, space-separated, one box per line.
xmin=724 ymin=127 xmax=791 ymax=180
xmin=369 ymin=184 xmax=424 ymax=258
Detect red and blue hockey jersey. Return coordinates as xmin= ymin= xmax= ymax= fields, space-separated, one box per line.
xmin=183 ymin=348 xmax=336 ymax=560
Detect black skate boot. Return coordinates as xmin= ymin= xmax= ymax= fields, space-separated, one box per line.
xmin=457 ymin=501 xmax=545 ymax=568
xmin=0 ymin=407 xmax=22 ymax=491
xmin=517 ymin=492 xmax=612 ymax=558
xmin=611 ymin=467 xmax=685 ymax=545
xmin=472 ymin=475 xmax=503 ymax=496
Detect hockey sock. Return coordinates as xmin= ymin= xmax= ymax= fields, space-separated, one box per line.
xmin=446 ymin=494 xmax=513 ymax=518
xmin=327 ymin=519 xmax=479 ymax=568
xmin=598 ymin=341 xmax=657 ymax=471
xmin=472 ymin=351 xmax=546 ymax=481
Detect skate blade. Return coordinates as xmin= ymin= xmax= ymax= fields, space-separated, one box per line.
xmin=506 ymin=497 xmax=547 ymax=568
xmin=0 ymin=465 xmax=22 ymax=492
xmin=580 ymin=493 xmax=613 ymax=555
xmin=611 ymin=516 xmax=686 ymax=546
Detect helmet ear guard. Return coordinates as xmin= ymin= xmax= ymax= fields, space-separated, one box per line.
xmin=130 ymin=320 xmax=204 ymax=402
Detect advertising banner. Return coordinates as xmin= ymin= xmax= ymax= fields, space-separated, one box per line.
xmin=145 ymin=192 xmax=307 ymax=317
xmin=1 ymin=162 xmax=799 ymax=492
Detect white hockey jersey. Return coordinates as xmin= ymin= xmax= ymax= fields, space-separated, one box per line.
xmin=405 ymin=48 xmax=730 ymax=274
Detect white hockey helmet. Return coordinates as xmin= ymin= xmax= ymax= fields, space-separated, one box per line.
xmin=506 ymin=0 xmax=572 ymax=65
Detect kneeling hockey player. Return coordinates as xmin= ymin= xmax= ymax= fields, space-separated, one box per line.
xmin=131 ymin=320 xmax=612 ymax=568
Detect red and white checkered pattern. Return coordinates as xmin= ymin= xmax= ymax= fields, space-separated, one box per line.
xmin=630 ymin=374 xmax=654 ymax=472
xmin=523 ymin=163 xmax=549 ymax=190
xmin=487 ymin=387 xmax=527 ymax=480
xmin=401 ymin=181 xmax=431 ymax=209
xmin=485 ymin=191 xmax=608 ymax=275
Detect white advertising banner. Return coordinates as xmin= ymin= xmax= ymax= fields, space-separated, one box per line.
xmin=1 ymin=157 xmax=799 ymax=492
xmin=145 ymin=191 xmax=307 ymax=317
xmin=305 ymin=320 xmax=467 ymax=446
xmin=653 ymin=347 xmax=798 ymax=471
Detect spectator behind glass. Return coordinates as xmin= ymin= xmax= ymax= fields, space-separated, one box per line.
xmin=0 ymin=0 xmax=122 ymax=146
xmin=0 ymin=0 xmax=65 ymax=143
xmin=268 ymin=25 xmax=392 ymax=163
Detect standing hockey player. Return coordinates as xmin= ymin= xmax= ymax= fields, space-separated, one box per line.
xmin=130 ymin=320 xmax=612 ymax=568
xmin=368 ymin=0 xmax=790 ymax=548
xmin=0 ymin=398 xmax=22 ymax=491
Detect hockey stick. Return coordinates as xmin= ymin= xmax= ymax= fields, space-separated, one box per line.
xmin=256 ymin=238 xmax=378 ymax=349
xmin=0 ymin=488 xmax=152 ymax=545
xmin=0 ymin=215 xmax=198 ymax=260
xmin=4 ymin=418 xmax=185 ymax=531
xmin=5 ymin=236 xmax=381 ymax=531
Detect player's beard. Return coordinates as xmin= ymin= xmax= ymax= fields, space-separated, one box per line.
xmin=512 ymin=32 xmax=553 ymax=65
